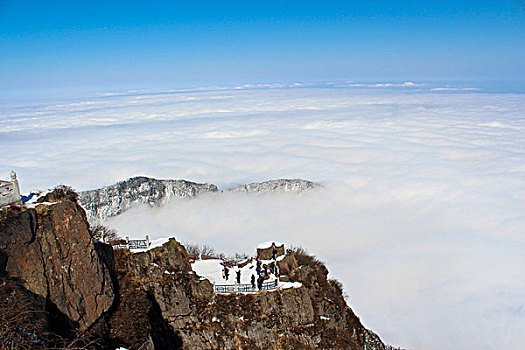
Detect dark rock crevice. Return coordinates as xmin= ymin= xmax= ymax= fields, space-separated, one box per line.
xmin=147 ymin=292 xmax=184 ymax=350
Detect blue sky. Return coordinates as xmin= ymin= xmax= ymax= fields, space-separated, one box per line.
xmin=1 ymin=0 xmax=524 ymax=96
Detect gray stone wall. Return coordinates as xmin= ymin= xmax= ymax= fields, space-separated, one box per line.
xmin=0 ymin=172 xmax=21 ymax=207
xmin=0 ymin=183 xmax=19 ymax=207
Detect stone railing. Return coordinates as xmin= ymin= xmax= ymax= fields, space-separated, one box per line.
xmin=110 ymin=236 xmax=151 ymax=250
xmin=214 ymin=280 xmax=278 ymax=294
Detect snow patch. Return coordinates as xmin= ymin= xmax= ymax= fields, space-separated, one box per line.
xmin=257 ymin=241 xmax=284 ymax=249
xmin=130 ymin=237 xmax=169 ymax=253
xmin=276 ymin=254 xmax=287 ymax=262
xmin=278 ymin=281 xmax=302 ymax=290
xmin=21 ymin=190 xmax=55 ymax=208
xmin=25 ymin=201 xmax=57 ymax=209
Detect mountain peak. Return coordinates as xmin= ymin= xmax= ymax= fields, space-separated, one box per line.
xmin=227 ymin=178 xmax=319 ymax=193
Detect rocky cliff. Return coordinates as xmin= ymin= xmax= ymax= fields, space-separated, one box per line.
xmin=105 ymin=239 xmax=390 ymax=350
xmin=2 ymin=186 xmax=396 ymax=350
xmin=0 ymin=190 xmax=115 ymax=347
xmin=78 ymin=177 xmax=318 ymax=222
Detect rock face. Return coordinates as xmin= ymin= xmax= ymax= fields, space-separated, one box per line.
xmin=78 ymin=177 xmax=319 ymax=223
xmin=78 ymin=176 xmax=219 ymax=222
xmin=0 ymin=196 xmax=114 ymax=333
xmin=107 ymin=239 xmax=214 ymax=349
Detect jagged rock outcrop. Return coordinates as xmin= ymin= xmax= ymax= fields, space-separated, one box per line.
xmin=78 ymin=177 xmax=318 ymax=223
xmin=78 ymin=176 xmax=219 ymax=222
xmin=106 ymin=239 xmax=213 ymax=349
xmin=185 ymin=248 xmax=390 ymax=350
xmin=106 ymin=238 xmax=389 ymax=350
xmin=0 ymin=195 xmax=114 ymax=333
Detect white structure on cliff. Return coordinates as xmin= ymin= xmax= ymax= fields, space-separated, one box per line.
xmin=0 ymin=171 xmax=22 ymax=207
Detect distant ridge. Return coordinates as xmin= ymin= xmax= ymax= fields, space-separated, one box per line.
xmin=79 ymin=176 xmax=319 ymax=222
xmin=227 ymin=179 xmax=318 ymax=193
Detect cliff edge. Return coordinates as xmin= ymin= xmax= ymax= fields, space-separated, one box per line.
xmin=1 ymin=186 xmax=396 ymax=350
xmin=106 ymin=240 xmax=390 ymax=350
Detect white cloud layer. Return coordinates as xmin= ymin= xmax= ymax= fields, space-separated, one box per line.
xmin=1 ymin=85 xmax=524 ymax=349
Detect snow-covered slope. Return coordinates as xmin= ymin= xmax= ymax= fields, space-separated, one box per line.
xmin=79 ymin=176 xmax=318 ymax=222
xmin=78 ymin=176 xmax=218 ymax=222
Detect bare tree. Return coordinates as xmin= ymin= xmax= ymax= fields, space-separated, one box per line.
xmin=51 ymin=185 xmax=78 ymax=202
xmin=89 ymin=224 xmax=120 ymax=243
xmin=184 ymin=243 xmax=217 ymax=259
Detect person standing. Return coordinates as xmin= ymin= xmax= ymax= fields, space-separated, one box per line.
xmin=251 ymin=274 xmax=256 ymax=289
xmin=224 ymin=266 xmax=229 ymax=281
xmin=236 ymin=270 xmax=241 ymax=284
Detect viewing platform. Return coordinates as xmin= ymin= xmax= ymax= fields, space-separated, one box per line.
xmin=191 ymin=242 xmax=302 ymax=295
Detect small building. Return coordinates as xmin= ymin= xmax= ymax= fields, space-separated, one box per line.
xmin=0 ymin=171 xmax=22 ymax=207
xmin=257 ymin=241 xmax=285 ymax=260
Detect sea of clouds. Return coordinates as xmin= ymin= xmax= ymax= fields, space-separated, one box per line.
xmin=1 ymin=84 xmax=524 ymax=349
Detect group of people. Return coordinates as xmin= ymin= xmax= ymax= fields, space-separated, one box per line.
xmin=253 ymin=257 xmax=280 ymax=290
xmin=221 ymin=266 xmax=243 ymax=284
xmin=221 ymin=246 xmax=281 ymax=291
